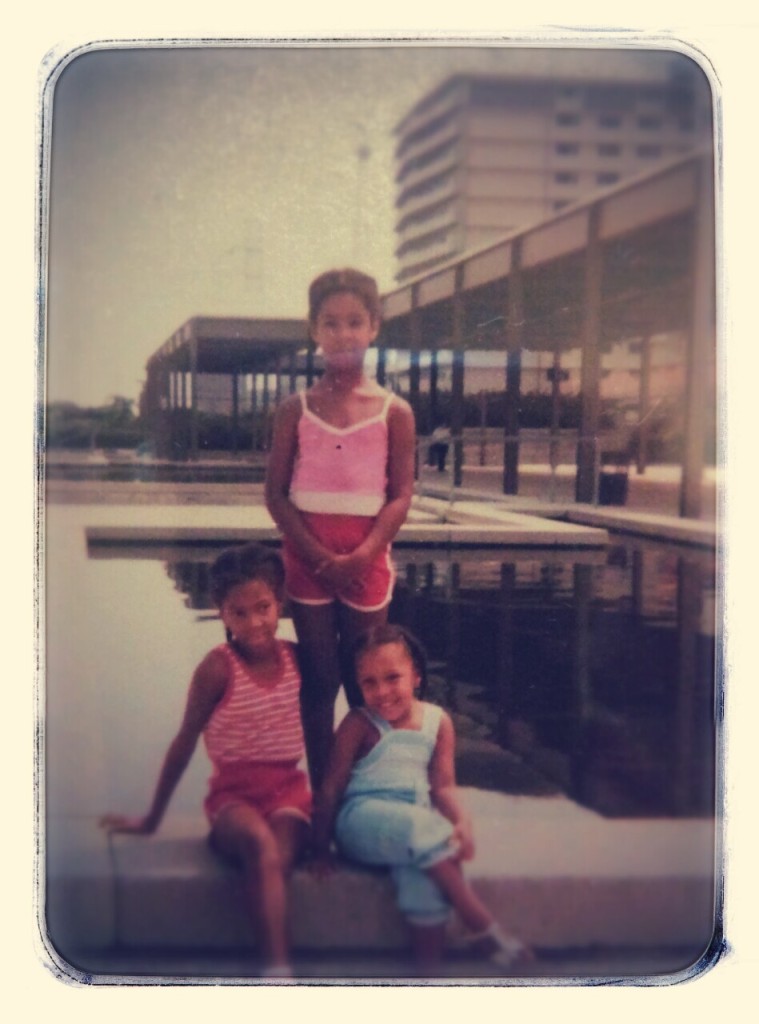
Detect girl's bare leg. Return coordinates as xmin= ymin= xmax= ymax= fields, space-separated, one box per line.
xmin=211 ymin=804 xmax=307 ymax=969
xmin=290 ymin=601 xmax=342 ymax=791
xmin=427 ymin=859 xmax=533 ymax=969
xmin=425 ymin=857 xmax=494 ymax=934
xmin=409 ymin=922 xmax=447 ymax=975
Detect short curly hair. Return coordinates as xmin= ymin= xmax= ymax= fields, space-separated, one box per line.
xmin=308 ymin=267 xmax=382 ymax=325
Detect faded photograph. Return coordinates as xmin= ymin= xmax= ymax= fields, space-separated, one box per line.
xmin=41 ymin=42 xmax=719 ymax=985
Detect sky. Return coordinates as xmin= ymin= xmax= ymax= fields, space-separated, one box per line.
xmin=42 ymin=42 xmax=695 ymax=408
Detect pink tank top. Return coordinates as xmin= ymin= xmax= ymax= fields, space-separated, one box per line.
xmin=289 ymin=390 xmax=392 ymax=516
xmin=203 ymin=640 xmax=304 ymax=767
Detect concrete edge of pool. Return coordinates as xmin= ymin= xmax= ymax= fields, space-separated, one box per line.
xmin=77 ymin=494 xmax=717 ymax=552
xmin=80 ymin=502 xmax=614 ymax=551
xmin=44 ymin=788 xmax=717 ymax=982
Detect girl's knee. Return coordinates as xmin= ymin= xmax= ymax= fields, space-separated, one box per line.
xmin=216 ymin=815 xmax=282 ymax=870
xmin=242 ymin=831 xmax=284 ymax=876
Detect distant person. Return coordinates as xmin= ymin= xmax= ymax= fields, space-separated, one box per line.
xmin=101 ymin=544 xmax=311 ymax=979
xmin=311 ymin=624 xmax=531 ymax=974
xmin=427 ymin=423 xmax=450 ymax=472
xmin=265 ymin=268 xmax=416 ymax=791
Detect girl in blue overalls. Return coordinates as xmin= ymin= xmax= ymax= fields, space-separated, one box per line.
xmin=312 ymin=624 xmax=529 ymax=972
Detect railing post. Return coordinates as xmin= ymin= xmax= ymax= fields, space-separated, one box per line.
xmin=576 ymin=203 xmax=603 ymax=504
xmin=189 ymin=336 xmax=198 ymax=462
xmin=680 ymin=153 xmax=715 ymax=519
xmin=451 ymin=266 xmax=466 ymax=488
xmin=503 ymin=239 xmax=522 ymax=495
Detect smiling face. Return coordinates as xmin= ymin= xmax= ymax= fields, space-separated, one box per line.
xmin=310 ymin=290 xmax=379 ymax=371
xmin=355 ymin=640 xmax=420 ymax=728
xmin=219 ymin=578 xmax=282 ymax=658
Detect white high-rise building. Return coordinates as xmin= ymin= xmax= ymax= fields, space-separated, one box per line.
xmin=394 ymin=62 xmax=712 ymax=282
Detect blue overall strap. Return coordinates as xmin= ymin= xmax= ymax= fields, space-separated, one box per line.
xmin=360 ymin=706 xmax=393 ymax=734
xmin=420 ymin=702 xmax=444 ymax=741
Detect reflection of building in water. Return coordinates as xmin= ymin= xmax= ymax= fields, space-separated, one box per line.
xmin=165 ymin=559 xmax=215 ymax=610
xmin=391 ymin=542 xmax=715 ymax=819
xmin=160 ymin=540 xmax=715 ymax=819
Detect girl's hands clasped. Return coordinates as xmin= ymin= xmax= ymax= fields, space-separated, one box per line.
xmin=313 ymin=551 xmax=372 ymax=595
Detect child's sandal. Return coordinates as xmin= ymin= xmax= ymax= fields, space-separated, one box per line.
xmin=466 ymin=924 xmax=533 ymax=968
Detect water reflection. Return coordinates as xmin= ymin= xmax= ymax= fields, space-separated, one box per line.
xmin=163 ymin=540 xmax=716 ymax=820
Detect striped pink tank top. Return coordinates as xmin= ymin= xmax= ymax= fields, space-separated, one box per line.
xmin=203 ymin=640 xmax=304 ymax=766
xmin=289 ymin=390 xmax=391 ymax=516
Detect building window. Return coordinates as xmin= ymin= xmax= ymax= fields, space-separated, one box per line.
xmin=399 ymin=170 xmax=454 ymax=205
xmin=599 ymin=113 xmax=622 ymax=129
xmin=398 ymin=226 xmax=451 ymax=257
xmin=597 ymin=172 xmax=619 ymax=186
xmin=637 ymin=144 xmax=662 ymax=158
xmin=598 ymin=143 xmax=621 ymax=157
xmin=555 ymin=112 xmax=581 ymax=126
xmin=397 ymin=198 xmax=454 ymax=233
xmin=401 ymin=113 xmax=454 ymax=153
xmin=555 ymin=142 xmax=580 ymax=156
xmin=638 ymin=115 xmax=662 ymax=130
xmin=402 ymin=139 xmax=456 ymax=178
xmin=555 ymin=171 xmax=579 ymax=185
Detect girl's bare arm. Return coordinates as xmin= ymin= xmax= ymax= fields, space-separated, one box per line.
xmin=311 ymin=710 xmax=370 ymax=860
xmin=100 ymin=651 xmax=227 ymax=834
xmin=373 ymin=395 xmax=416 ymax=543
xmin=428 ymin=710 xmax=475 ymax=860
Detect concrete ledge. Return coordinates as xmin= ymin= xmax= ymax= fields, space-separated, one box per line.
xmin=83 ymin=502 xmax=610 ymax=552
xmin=45 ymin=815 xmax=118 ymax=956
xmin=45 ymin=791 xmax=717 ymax=965
xmin=417 ymin=482 xmax=717 ymax=550
xmin=564 ymin=506 xmax=716 ymax=549
xmin=414 ymin=498 xmax=609 ymax=547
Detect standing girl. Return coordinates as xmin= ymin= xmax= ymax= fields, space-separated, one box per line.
xmin=265 ymin=268 xmax=416 ymax=791
xmin=101 ymin=544 xmax=311 ymax=978
xmin=312 ymin=624 xmax=530 ymax=973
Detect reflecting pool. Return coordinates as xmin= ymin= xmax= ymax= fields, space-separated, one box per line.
xmin=46 ymin=507 xmax=717 ymax=823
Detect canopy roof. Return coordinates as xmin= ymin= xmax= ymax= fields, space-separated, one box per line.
xmin=146 ymin=317 xmax=310 ymax=376
xmin=380 ymin=151 xmax=704 ymax=354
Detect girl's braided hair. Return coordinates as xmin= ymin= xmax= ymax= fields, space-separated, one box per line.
xmin=349 ymin=623 xmax=429 ymax=699
xmin=209 ymin=543 xmax=285 ymax=607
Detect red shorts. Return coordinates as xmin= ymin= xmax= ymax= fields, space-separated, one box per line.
xmin=283 ymin=512 xmax=396 ymax=612
xmin=204 ymin=761 xmax=312 ymax=825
